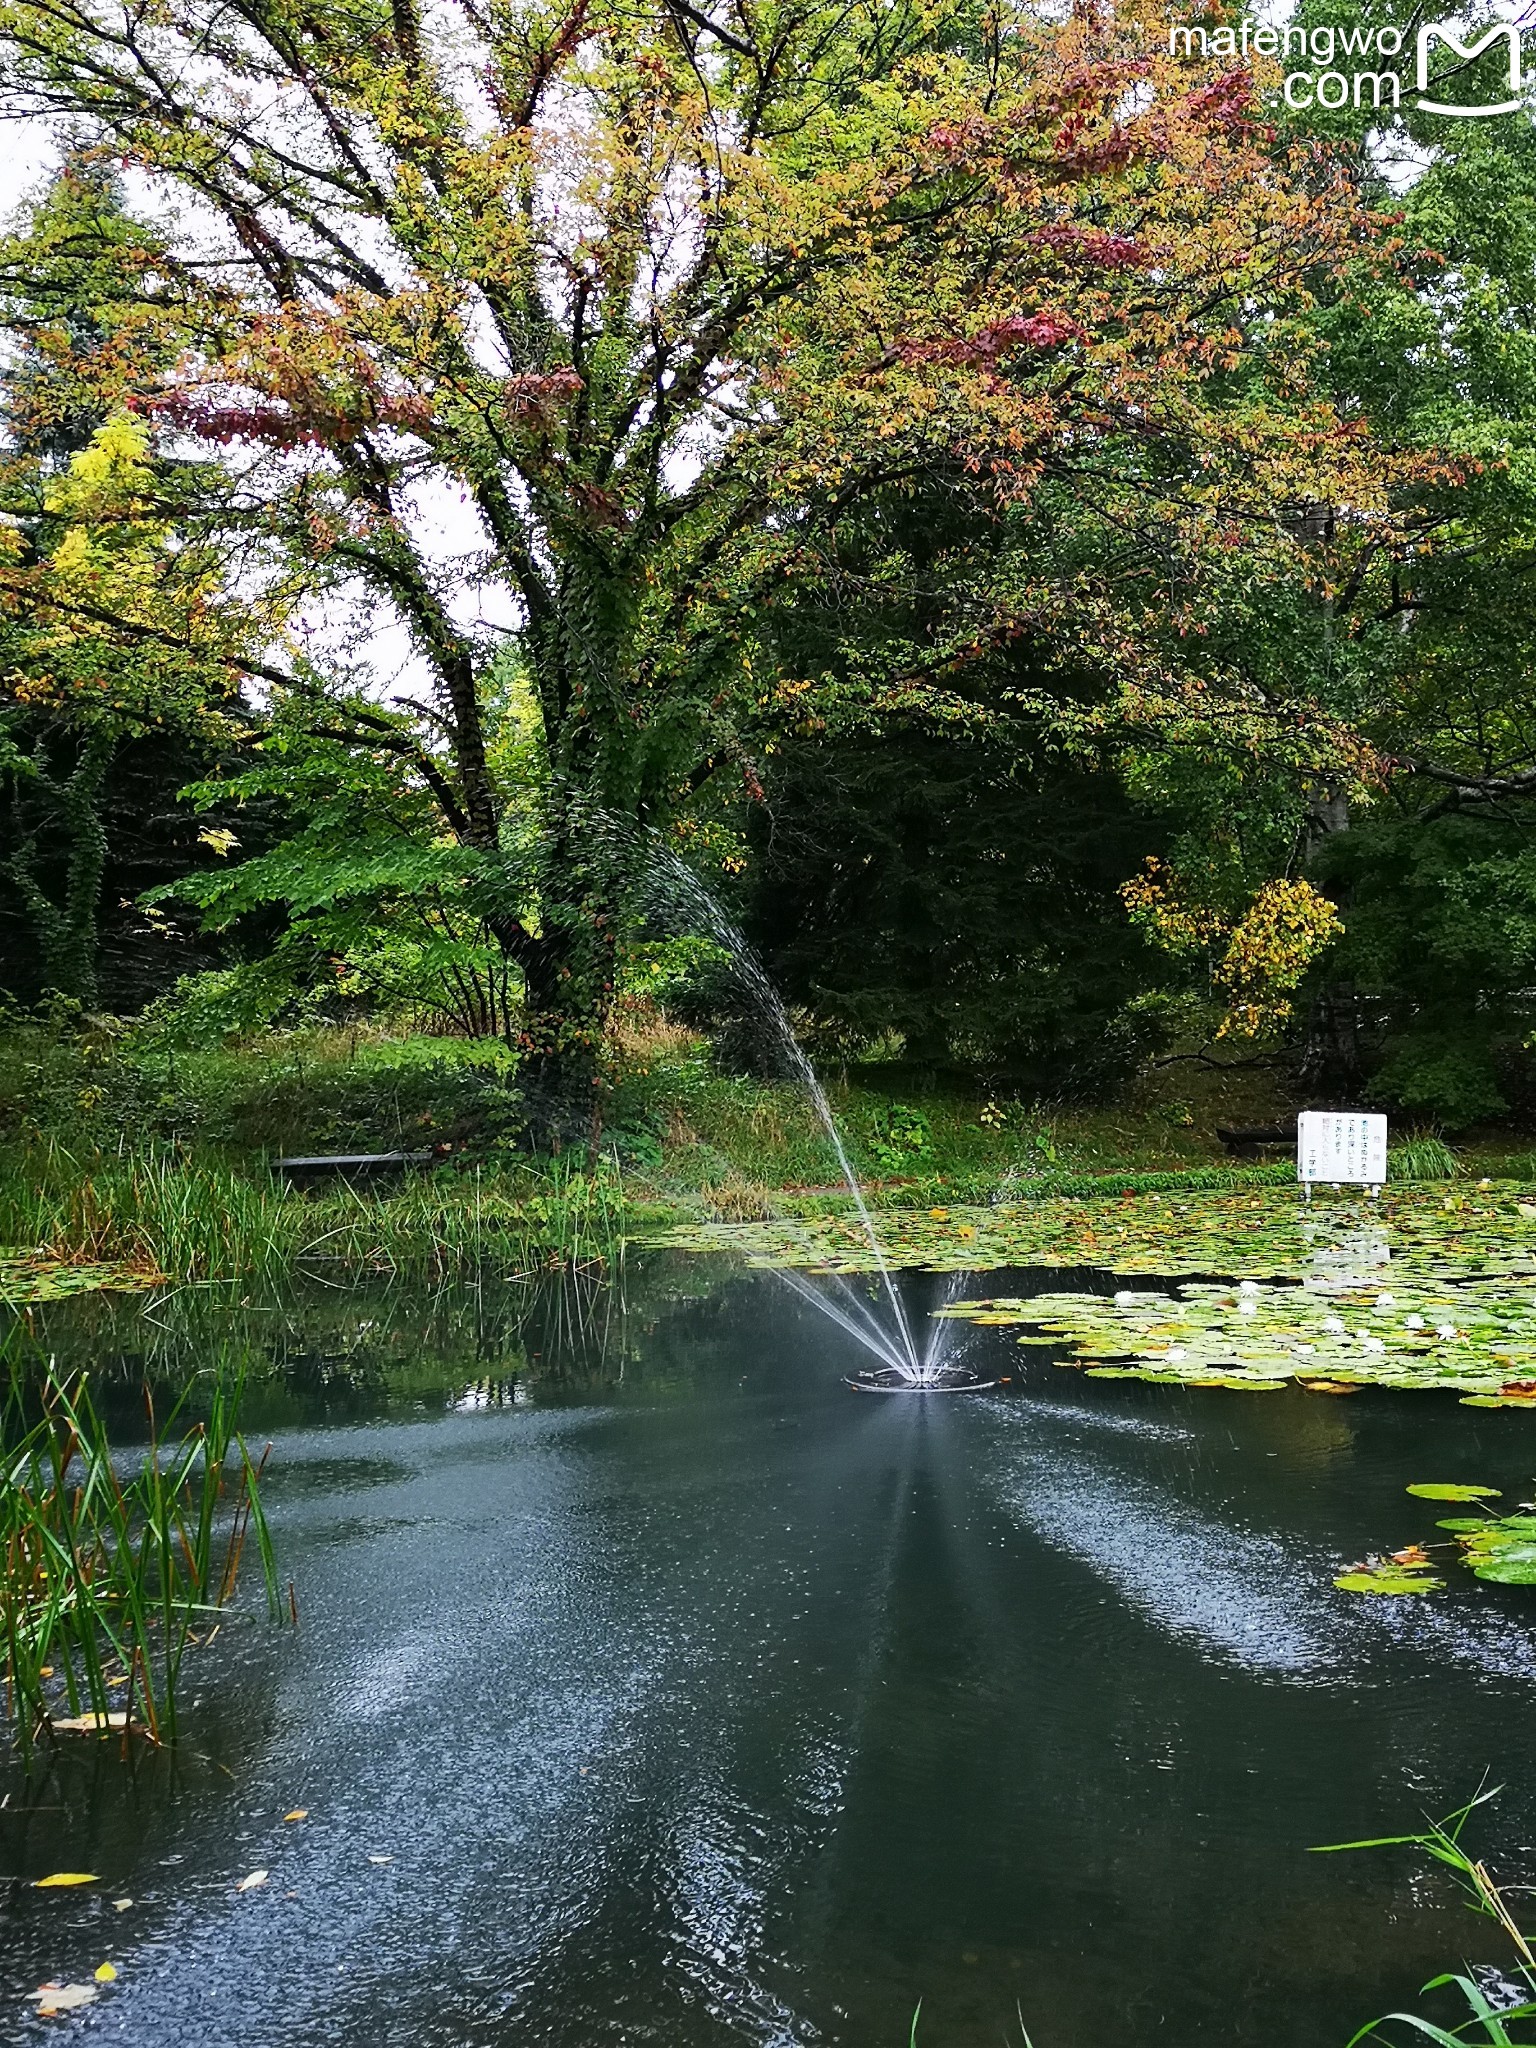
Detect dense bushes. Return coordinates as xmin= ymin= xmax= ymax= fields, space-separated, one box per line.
xmin=734 ymin=723 xmax=1168 ymax=1092
xmin=1311 ymin=811 xmax=1536 ymax=1129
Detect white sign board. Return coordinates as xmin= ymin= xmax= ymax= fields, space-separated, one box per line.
xmin=1296 ymin=1110 xmax=1387 ymax=1187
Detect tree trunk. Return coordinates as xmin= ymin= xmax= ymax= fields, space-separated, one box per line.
xmin=1300 ymin=979 xmax=1363 ymax=1097
xmin=501 ymin=880 xmax=620 ymax=1152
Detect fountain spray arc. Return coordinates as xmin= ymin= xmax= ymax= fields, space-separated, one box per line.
xmin=648 ymin=850 xmax=991 ymax=1392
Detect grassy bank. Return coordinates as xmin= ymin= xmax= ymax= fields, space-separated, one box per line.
xmin=0 ymin=1142 xmax=628 ymax=1285
xmin=2 ymin=1012 xmax=1530 ymax=1283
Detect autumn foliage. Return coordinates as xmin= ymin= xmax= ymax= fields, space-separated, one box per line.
xmin=0 ymin=0 xmax=1426 ymax=1105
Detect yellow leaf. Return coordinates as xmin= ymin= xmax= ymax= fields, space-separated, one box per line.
xmin=94 ymin=1963 xmax=118 ymax=1983
xmin=34 ymin=1873 xmax=99 ymax=1888
xmin=283 ymin=1809 xmax=308 ymax=1823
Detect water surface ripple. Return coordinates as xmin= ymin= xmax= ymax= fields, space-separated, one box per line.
xmin=5 ymin=1261 xmax=1536 ymax=2048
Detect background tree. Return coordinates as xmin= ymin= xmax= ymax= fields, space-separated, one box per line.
xmin=1103 ymin=11 xmax=1536 ymax=1123
xmin=0 ymin=0 xmax=1411 ymax=1130
xmin=0 ymin=162 xmax=272 ymax=1004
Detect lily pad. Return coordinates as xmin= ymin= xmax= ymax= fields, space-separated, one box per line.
xmin=1405 ymin=1483 xmax=1503 ymax=1501
xmin=643 ymin=1183 xmax=1536 ymax=1288
xmin=0 ymin=1254 xmax=164 ymax=1305
xmin=1334 ymin=1565 xmax=1444 ymax=1596
xmin=1348 ymin=1488 xmax=1536 ymax=1599
xmin=1464 ymin=1550 xmax=1536 ymax=1585
xmin=646 ymin=1183 xmax=1536 ymax=1398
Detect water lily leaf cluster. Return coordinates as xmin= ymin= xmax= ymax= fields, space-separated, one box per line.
xmin=646 ymin=1184 xmax=1536 ymax=1395
xmin=645 ymin=1184 xmax=1536 ymax=1281
xmin=1336 ymin=1488 xmax=1536 ymax=1597
xmin=1334 ymin=1550 xmax=1445 ymax=1598
xmin=0 ymin=1254 xmax=163 ymax=1305
xmin=941 ymin=1275 xmax=1536 ymax=1400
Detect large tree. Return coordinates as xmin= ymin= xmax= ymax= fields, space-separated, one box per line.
xmin=0 ymin=0 xmax=1406 ymax=1125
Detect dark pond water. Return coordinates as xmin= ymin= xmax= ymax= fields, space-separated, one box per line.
xmin=6 ymin=1255 xmax=1536 ymax=2048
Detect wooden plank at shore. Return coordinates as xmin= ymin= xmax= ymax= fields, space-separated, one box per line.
xmin=275 ymin=1150 xmax=435 ymax=1176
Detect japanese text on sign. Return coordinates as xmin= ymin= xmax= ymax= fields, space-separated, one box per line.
xmin=1296 ymin=1111 xmax=1387 ymax=1187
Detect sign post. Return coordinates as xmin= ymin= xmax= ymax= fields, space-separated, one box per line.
xmin=1296 ymin=1111 xmax=1388 ymax=1199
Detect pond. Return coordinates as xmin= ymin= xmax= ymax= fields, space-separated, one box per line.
xmin=6 ymin=1254 xmax=1536 ymax=2047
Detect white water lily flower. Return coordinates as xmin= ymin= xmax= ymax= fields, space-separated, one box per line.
xmin=1405 ymin=1315 xmax=1425 ymax=1330
xmin=1323 ymin=1317 xmax=1345 ymax=1334
xmin=1437 ymin=1324 xmax=1458 ymax=1339
xmin=1167 ymin=1347 xmax=1188 ymax=1362
xmin=1375 ymin=1292 xmax=1395 ymax=1308
xmin=1239 ymin=1281 xmax=1260 ymax=1295
xmin=1114 ymin=1290 xmax=1136 ymax=1305
xmin=1363 ymin=1336 xmax=1386 ymax=1353
xmin=1238 ymin=1301 xmax=1257 ymax=1317
xmin=1295 ymin=1344 xmax=1315 ymax=1357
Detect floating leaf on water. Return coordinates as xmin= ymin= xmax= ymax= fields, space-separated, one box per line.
xmin=1406 ymin=1483 xmax=1502 ymax=1501
xmin=235 ymin=1870 xmax=268 ymax=1893
xmin=93 ymin=1963 xmax=117 ymax=1984
xmin=648 ymin=1185 xmax=1536 ymax=1398
xmin=1334 ymin=1565 xmax=1444 ymax=1596
xmin=30 ymin=1983 xmax=98 ymax=2014
xmin=0 ymin=1255 xmax=164 ymax=1305
xmin=1465 ymin=1551 xmax=1536 ymax=1584
xmin=33 ymin=1873 xmax=98 ymax=1888
xmin=48 ymin=1711 xmax=133 ymax=1736
xmin=283 ymin=1810 xmax=308 ymax=1823
xmin=1334 ymin=1571 xmax=1444 ymax=1597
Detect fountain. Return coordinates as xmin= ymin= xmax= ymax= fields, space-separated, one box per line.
xmin=647 ymin=849 xmax=992 ymax=1392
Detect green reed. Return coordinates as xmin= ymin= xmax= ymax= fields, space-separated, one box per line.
xmin=0 ymin=1139 xmax=628 ymax=1283
xmin=1388 ymin=1134 xmax=1463 ymax=1183
xmin=0 ymin=1351 xmax=280 ymax=1754
xmin=1318 ymin=1788 xmax=1536 ymax=2045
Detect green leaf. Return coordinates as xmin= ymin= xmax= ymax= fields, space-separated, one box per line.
xmin=1405 ymin=1483 xmax=1503 ymax=1501
xmin=1334 ymin=1569 xmax=1444 ymax=1596
xmin=1467 ymin=1550 xmax=1536 ymax=1585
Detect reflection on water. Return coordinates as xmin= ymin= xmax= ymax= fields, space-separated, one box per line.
xmin=990 ymin=1436 xmax=1340 ymax=1676
xmin=4 ymin=1258 xmax=1536 ymax=2047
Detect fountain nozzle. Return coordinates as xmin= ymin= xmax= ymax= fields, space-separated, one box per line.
xmin=845 ymin=1365 xmax=997 ymax=1394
